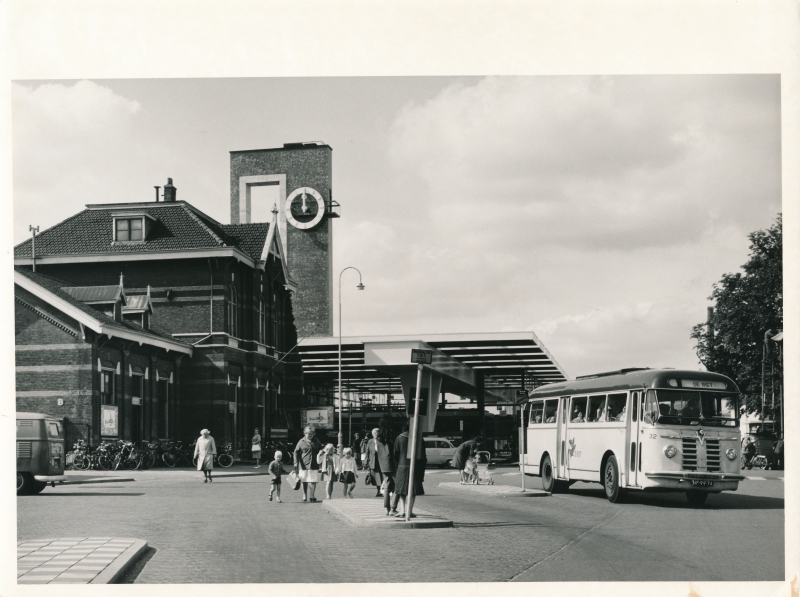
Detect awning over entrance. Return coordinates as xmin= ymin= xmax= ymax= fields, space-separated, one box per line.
xmin=296 ymin=332 xmax=569 ymax=405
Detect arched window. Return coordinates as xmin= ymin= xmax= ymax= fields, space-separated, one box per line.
xmin=228 ymin=284 xmax=238 ymax=337
xmin=257 ymin=295 xmax=266 ymax=344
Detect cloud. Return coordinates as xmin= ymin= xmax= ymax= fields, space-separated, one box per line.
xmin=12 ymin=80 xmax=142 ymax=242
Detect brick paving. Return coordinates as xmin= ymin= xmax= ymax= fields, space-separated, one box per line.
xmin=323 ymin=497 xmax=453 ymax=528
xmin=17 ymin=465 xmax=785 ymax=583
xmin=438 ymin=481 xmax=549 ymax=497
xmin=17 ymin=537 xmax=147 ymax=584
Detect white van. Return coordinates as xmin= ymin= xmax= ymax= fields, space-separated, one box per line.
xmin=423 ymin=437 xmax=457 ymax=467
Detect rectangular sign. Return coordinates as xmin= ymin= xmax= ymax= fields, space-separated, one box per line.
xmin=516 ymin=389 xmax=529 ymax=398
xmin=406 ymin=387 xmax=429 ymax=417
xmin=100 ymin=404 xmax=118 ymax=437
xmin=410 ymin=349 xmax=433 ymax=364
xmin=131 ymin=397 xmax=142 ymax=406
xmin=301 ymin=406 xmax=335 ymax=429
xmin=681 ymin=379 xmax=727 ymax=390
xmin=270 ymin=428 xmax=288 ymax=438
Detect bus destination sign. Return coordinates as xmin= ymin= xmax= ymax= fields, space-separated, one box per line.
xmin=410 ymin=349 xmax=433 ymax=365
xmin=681 ymin=379 xmax=727 ymax=390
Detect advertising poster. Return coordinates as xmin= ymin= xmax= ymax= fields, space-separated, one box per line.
xmin=100 ymin=404 xmax=118 ymax=437
xmin=301 ymin=406 xmax=334 ymax=429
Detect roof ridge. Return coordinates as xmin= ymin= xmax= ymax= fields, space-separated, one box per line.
xmin=181 ymin=204 xmax=226 ymax=246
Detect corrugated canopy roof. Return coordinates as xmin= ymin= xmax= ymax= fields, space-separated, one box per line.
xmin=297 ymin=332 xmax=569 ymax=404
xmin=61 ymin=285 xmax=124 ymax=304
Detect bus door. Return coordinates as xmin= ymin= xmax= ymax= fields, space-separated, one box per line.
xmin=628 ymin=390 xmax=642 ymax=487
xmin=557 ymin=396 xmax=569 ymax=479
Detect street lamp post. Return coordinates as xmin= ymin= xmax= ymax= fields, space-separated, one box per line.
xmin=338 ymin=267 xmax=365 ymax=453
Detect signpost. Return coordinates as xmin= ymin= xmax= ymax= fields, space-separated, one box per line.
xmin=516 ymin=389 xmax=528 ymax=491
xmin=406 ymin=349 xmax=432 ymax=521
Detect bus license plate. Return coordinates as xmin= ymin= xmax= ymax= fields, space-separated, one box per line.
xmin=691 ymin=480 xmax=713 ymax=487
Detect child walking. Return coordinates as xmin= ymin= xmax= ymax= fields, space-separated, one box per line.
xmin=339 ymin=447 xmax=359 ymax=498
xmin=269 ymin=451 xmax=283 ymax=503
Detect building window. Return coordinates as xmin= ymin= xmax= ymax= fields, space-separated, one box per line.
xmin=100 ymin=369 xmax=116 ymax=405
xmin=272 ymin=293 xmax=279 ymax=350
xmin=228 ymin=284 xmax=238 ymax=337
xmin=132 ymin=370 xmax=145 ymax=402
xmin=257 ymin=296 xmax=266 ymax=344
xmin=115 ymin=218 xmax=144 ymax=242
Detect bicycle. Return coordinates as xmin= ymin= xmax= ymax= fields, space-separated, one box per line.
xmin=192 ymin=442 xmax=234 ymax=468
xmin=70 ymin=440 xmax=92 ymax=471
xmin=162 ymin=440 xmax=193 ymax=468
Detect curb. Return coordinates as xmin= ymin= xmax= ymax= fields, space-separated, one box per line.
xmin=61 ymin=478 xmax=136 ymax=486
xmin=438 ymin=481 xmax=550 ymax=497
xmin=91 ymin=539 xmax=148 ymax=584
xmin=323 ymin=500 xmax=453 ymax=529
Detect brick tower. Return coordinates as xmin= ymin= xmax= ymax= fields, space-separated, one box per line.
xmin=230 ymin=143 xmax=336 ymax=337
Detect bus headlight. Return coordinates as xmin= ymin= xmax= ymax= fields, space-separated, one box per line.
xmin=726 ymin=448 xmax=737 ymax=461
xmin=663 ymin=444 xmax=678 ymax=459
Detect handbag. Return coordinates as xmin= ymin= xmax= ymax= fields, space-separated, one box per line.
xmin=364 ymin=471 xmax=373 ymax=486
xmin=287 ymin=470 xmax=301 ymax=490
xmin=251 ymin=444 xmax=261 ymax=452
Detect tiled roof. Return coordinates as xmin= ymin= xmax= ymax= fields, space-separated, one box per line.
xmin=14 ymin=267 xmax=190 ymax=348
xmin=14 ymin=201 xmax=270 ymax=261
xmin=61 ymin=286 xmax=124 ymax=304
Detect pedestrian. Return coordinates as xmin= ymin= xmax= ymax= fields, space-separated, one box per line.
xmin=317 ymin=443 xmax=340 ymax=500
xmin=194 ymin=429 xmax=217 ymax=483
xmin=463 ymin=453 xmax=477 ymax=484
xmin=391 ymin=420 xmax=426 ymax=518
xmin=251 ymin=428 xmax=262 ymax=468
xmin=351 ymin=432 xmax=362 ymax=469
xmin=359 ymin=431 xmax=370 ymax=470
xmin=339 ymin=447 xmax=359 ymax=498
xmin=293 ymin=426 xmax=323 ymax=502
xmin=365 ymin=427 xmax=383 ymax=497
xmin=377 ymin=415 xmax=396 ymax=514
xmin=269 ymin=450 xmax=283 ymax=502
xmin=452 ymin=436 xmax=482 ymax=484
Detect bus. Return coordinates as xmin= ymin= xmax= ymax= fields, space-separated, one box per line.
xmin=521 ymin=369 xmax=744 ymax=505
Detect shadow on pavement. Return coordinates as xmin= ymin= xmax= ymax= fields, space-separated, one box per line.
xmin=561 ymin=487 xmax=784 ymax=510
xmin=120 ymin=546 xmax=157 ymax=584
xmin=36 ymin=492 xmax=146 ymax=497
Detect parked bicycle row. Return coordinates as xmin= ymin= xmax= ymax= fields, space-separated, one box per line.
xmin=65 ymin=438 xmax=237 ymax=471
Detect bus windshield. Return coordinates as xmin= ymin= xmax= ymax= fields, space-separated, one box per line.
xmin=644 ymin=389 xmax=738 ymax=427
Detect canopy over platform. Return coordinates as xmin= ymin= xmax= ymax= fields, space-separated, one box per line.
xmin=296 ymin=332 xmax=569 ymax=405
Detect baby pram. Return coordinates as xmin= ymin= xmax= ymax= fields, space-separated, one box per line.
xmin=475 ymin=451 xmax=495 ymax=485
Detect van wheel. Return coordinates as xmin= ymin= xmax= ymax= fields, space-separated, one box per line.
xmin=32 ymin=481 xmax=47 ymax=494
xmin=443 ymin=460 xmax=451 ymax=469
xmin=541 ymin=455 xmax=556 ymax=492
xmin=685 ymin=490 xmax=709 ymax=505
xmin=603 ymin=455 xmax=625 ymax=503
xmin=17 ymin=472 xmax=33 ymax=496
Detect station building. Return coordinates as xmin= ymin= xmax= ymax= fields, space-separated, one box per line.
xmin=14 ymin=142 xmax=568 ymax=454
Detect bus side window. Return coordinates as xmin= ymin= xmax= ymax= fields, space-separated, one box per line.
xmin=631 ymin=391 xmax=638 ymax=422
xmin=588 ymin=395 xmax=606 ymax=422
xmin=643 ymin=390 xmax=659 ymax=424
xmin=570 ymin=397 xmax=587 ymax=423
xmin=544 ymin=400 xmax=558 ymax=423
xmin=561 ymin=397 xmax=569 ymax=424
xmin=530 ymin=401 xmax=544 ymax=425
xmin=607 ymin=393 xmax=627 ymax=421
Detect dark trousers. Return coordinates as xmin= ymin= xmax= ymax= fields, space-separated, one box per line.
xmin=383 ymin=474 xmax=395 ymax=510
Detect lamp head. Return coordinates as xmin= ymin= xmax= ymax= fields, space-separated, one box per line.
xmin=357 ymin=283 xmax=365 ymax=290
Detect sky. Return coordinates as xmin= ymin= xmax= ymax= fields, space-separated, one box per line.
xmin=11 ymin=76 xmax=782 ymax=379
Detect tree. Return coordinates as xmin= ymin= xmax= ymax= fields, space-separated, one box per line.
xmin=691 ymin=214 xmax=782 ymax=420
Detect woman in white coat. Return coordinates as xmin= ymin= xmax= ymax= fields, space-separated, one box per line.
xmin=195 ymin=429 xmax=217 ymax=483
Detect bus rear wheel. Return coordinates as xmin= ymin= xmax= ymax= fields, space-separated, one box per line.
xmin=685 ymin=490 xmax=709 ymax=505
xmin=603 ymin=455 xmax=625 ymax=503
xmin=541 ymin=455 xmax=556 ymax=492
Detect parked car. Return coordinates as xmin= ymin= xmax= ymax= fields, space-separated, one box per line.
xmin=423 ymin=436 xmax=456 ymax=467
xmin=17 ymin=412 xmax=66 ymax=495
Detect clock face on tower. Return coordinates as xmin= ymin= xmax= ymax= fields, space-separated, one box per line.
xmin=285 ymin=187 xmax=326 ymax=230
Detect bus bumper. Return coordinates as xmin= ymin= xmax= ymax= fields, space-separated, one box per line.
xmin=643 ymin=471 xmax=744 ymax=491
xmin=34 ymin=475 xmax=67 ymax=483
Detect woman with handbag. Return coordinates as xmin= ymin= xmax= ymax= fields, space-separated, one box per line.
xmin=317 ymin=443 xmax=340 ymax=500
xmin=377 ymin=416 xmax=397 ymax=515
xmin=251 ymin=428 xmax=262 ymax=468
xmin=391 ymin=420 xmax=426 ymax=518
xmin=293 ymin=426 xmax=323 ymax=502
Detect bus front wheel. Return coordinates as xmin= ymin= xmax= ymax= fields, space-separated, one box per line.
xmin=603 ymin=455 xmax=625 ymax=503
xmin=541 ymin=455 xmax=556 ymax=492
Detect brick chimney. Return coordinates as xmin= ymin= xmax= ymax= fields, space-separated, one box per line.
xmin=163 ymin=178 xmax=177 ymax=202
